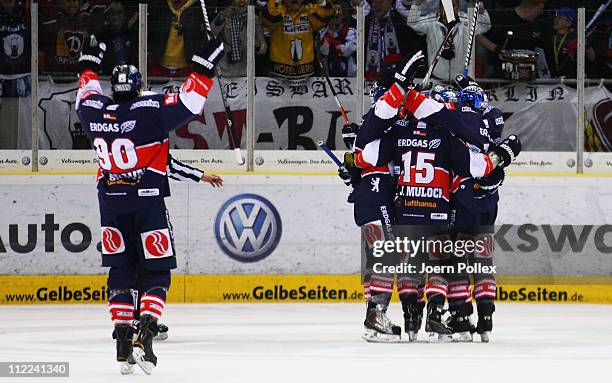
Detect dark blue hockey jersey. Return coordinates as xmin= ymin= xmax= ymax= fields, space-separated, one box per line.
xmin=76 ymin=69 xmax=214 ymax=212
xmin=401 ymin=88 xmax=505 ymax=212
xmin=367 ymin=84 xmax=496 ymax=224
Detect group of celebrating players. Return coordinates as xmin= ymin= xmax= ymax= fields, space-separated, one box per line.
xmin=72 ymin=20 xmax=522 ymax=374
xmin=338 ymin=50 xmax=522 ymax=343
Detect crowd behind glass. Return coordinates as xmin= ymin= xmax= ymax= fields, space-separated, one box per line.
xmin=0 ymin=0 xmax=610 ymax=149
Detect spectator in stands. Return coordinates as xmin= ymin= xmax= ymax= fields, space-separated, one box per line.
xmin=319 ymin=1 xmax=357 ymax=77
xmin=98 ymin=1 xmax=138 ymax=75
xmin=40 ymin=0 xmax=90 ymax=74
xmin=347 ymin=0 xmax=370 ymax=27
xmin=477 ymin=0 xmax=552 ymax=78
xmin=590 ymin=14 xmax=611 ymax=85
xmin=407 ymin=0 xmax=491 ymax=84
xmin=148 ymin=0 xmax=203 ymax=77
xmin=0 ymin=0 xmax=30 ymax=149
xmin=260 ymin=0 xmax=335 ymax=89
xmin=211 ymin=0 xmax=267 ymax=77
xmin=543 ymin=7 xmax=597 ymax=79
xmin=364 ymin=0 xmax=423 ymax=80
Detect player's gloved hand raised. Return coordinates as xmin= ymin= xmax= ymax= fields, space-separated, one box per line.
xmin=475 ymin=166 xmax=505 ymax=192
xmin=394 ymin=50 xmax=425 ymax=91
xmin=490 ymin=134 xmax=521 ymax=168
xmin=338 ymin=166 xmax=352 ymax=186
xmin=338 ymin=152 xmax=361 ymax=187
xmin=454 ymin=74 xmax=480 ymax=90
xmin=192 ymin=37 xmax=225 ymax=78
xmin=440 ymin=46 xmax=455 ymax=60
xmin=341 ymin=122 xmax=360 ymax=149
xmin=77 ymin=35 xmax=106 ymax=73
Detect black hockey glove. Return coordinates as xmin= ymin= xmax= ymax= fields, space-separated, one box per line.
xmin=415 ymin=82 xmax=433 ymax=92
xmin=341 ymin=122 xmax=360 ymax=149
xmin=475 ymin=166 xmax=505 ymax=193
xmin=454 ymin=74 xmax=480 ymax=90
xmin=77 ymin=35 xmax=106 ymax=73
xmin=338 ymin=152 xmax=361 ymax=187
xmin=338 ymin=166 xmax=352 ymax=186
xmin=394 ymin=50 xmax=425 ymax=91
xmin=192 ymin=37 xmax=225 ymax=78
xmin=440 ymin=46 xmax=455 ymax=60
xmin=490 ymin=134 xmax=521 ymax=168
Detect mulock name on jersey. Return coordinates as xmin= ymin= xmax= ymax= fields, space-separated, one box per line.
xmin=398 ymin=186 xmax=443 ymax=198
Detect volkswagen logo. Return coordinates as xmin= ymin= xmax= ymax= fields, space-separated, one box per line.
xmin=214 ymin=194 xmax=282 ymax=262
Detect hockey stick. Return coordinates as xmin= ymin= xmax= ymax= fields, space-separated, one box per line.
xmin=463 ymin=0 xmax=481 ymax=76
xmin=318 ymin=60 xmax=350 ymax=125
xmin=421 ymin=21 xmax=459 ymax=87
xmin=565 ymin=0 xmax=612 ymax=55
xmin=587 ymin=0 xmax=611 ymax=30
xmin=198 ymin=0 xmax=245 ymax=165
xmin=318 ymin=140 xmax=345 ymax=170
xmin=441 ymin=0 xmax=456 ymax=24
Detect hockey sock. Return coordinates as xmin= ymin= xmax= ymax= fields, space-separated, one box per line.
xmin=363 ymin=281 xmax=371 ymax=301
xmin=473 ymin=278 xmax=496 ymax=303
xmin=369 ymin=274 xmax=394 ymax=296
xmin=425 ymin=275 xmax=448 ymax=305
xmin=109 ymin=289 xmax=135 ymax=327
xmin=140 ymin=288 xmax=167 ymax=322
xmin=447 ymin=278 xmax=471 ymax=307
xmin=397 ymin=276 xmax=419 ymax=304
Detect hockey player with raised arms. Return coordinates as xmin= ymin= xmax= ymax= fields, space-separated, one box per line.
xmin=365 ymin=51 xmax=521 ymax=341
xmin=75 ymin=34 xmax=224 ymax=374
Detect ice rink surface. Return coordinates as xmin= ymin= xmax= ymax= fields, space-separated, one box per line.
xmin=2 ymin=303 xmax=611 ymax=383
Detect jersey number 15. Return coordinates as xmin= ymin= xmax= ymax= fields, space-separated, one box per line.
xmin=401 ymin=151 xmax=435 ymax=184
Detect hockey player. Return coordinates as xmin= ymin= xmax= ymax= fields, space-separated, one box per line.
xmin=402 ymin=75 xmax=515 ymax=342
xmin=337 ymin=55 xmax=425 ymax=342
xmin=445 ymin=75 xmax=506 ymax=342
xmin=367 ymin=55 xmax=520 ymax=341
xmin=75 ymin=35 xmax=224 ymax=374
xmin=340 ymin=87 xmax=400 ymax=342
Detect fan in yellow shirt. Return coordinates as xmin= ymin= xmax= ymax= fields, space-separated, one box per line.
xmin=261 ymin=0 xmax=336 ymax=86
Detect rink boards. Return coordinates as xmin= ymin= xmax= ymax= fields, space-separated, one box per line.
xmin=1 ymin=274 xmax=612 ymax=305
xmin=1 ymin=169 xmax=612 ymax=305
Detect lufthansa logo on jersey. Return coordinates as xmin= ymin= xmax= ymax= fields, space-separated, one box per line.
xmin=214 ymin=194 xmax=282 ymax=262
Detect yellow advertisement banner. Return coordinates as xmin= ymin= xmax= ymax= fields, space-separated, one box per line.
xmin=1 ymin=275 xmax=611 ymax=305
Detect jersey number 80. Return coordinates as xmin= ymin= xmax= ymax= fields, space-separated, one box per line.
xmin=93 ymin=138 xmax=138 ymax=171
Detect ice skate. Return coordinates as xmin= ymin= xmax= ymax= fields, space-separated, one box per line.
xmin=447 ymin=303 xmax=474 ymax=342
xmin=115 ymin=325 xmax=135 ymax=375
xmin=401 ymin=301 xmax=423 ymax=342
xmin=361 ymin=302 xmax=401 ymax=343
xmin=133 ymin=315 xmax=158 ymax=374
xmin=476 ymin=302 xmax=495 ymax=343
xmin=154 ymin=323 xmax=169 ymax=341
xmin=425 ymin=302 xmax=452 ymax=343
